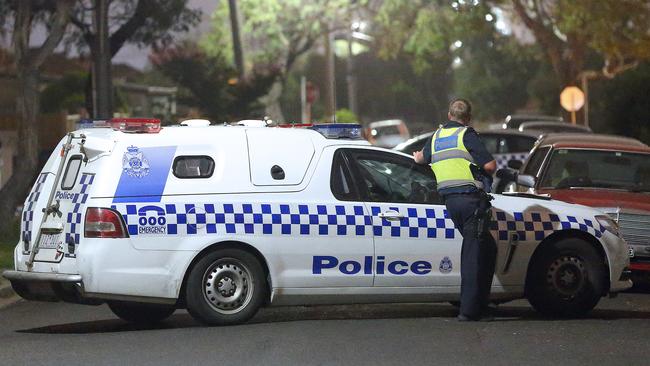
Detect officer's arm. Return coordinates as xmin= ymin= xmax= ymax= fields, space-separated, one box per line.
xmin=483 ymin=160 xmax=497 ymax=175
xmin=464 ymin=129 xmax=496 ymax=175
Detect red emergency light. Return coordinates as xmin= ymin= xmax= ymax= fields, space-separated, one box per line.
xmin=276 ymin=123 xmax=313 ymax=128
xmin=109 ymin=118 xmax=161 ymax=133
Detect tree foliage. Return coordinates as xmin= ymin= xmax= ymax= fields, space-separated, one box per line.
xmin=205 ymin=0 xmax=353 ymax=76
xmin=65 ymin=0 xmax=200 ymax=115
xmin=374 ymin=0 xmax=540 ymax=120
xmin=590 ymin=62 xmax=650 ymax=144
xmin=505 ymin=0 xmax=650 ymax=85
xmin=0 ymin=0 xmax=73 ymax=232
xmin=67 ymin=0 xmax=201 ymax=57
xmin=150 ymin=42 xmax=278 ymax=122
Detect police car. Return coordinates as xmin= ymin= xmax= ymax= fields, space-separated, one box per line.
xmin=2 ymin=119 xmax=632 ymax=325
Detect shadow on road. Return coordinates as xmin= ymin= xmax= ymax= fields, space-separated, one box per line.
xmin=16 ymin=301 xmax=650 ymax=335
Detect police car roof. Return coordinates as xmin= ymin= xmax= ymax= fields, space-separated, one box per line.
xmin=76 ymin=124 xmax=371 ymax=148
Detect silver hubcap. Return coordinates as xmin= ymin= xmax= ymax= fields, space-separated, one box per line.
xmin=546 ymin=255 xmax=586 ymax=299
xmin=203 ymin=258 xmax=253 ymax=314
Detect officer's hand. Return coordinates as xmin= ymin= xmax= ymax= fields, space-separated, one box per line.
xmin=412 ymin=150 xmax=424 ymax=164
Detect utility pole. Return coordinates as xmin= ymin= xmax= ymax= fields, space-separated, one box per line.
xmin=580 ymin=71 xmax=599 ymax=128
xmin=228 ymin=0 xmax=245 ymax=79
xmin=346 ymin=28 xmax=358 ymax=118
xmin=323 ymin=23 xmax=336 ymax=123
xmin=93 ymin=0 xmax=112 ymax=119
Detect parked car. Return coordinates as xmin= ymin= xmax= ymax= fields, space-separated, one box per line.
xmin=367 ymin=119 xmax=410 ymax=148
xmin=394 ymin=129 xmax=538 ymax=170
xmin=503 ymin=133 xmax=650 ymax=276
xmin=519 ymin=121 xmax=592 ymax=134
xmin=501 ymin=114 xmax=563 ymax=130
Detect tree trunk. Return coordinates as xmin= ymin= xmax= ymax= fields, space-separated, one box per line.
xmin=228 ymin=0 xmax=246 ymax=79
xmin=0 ymin=70 xmax=41 ymax=233
xmin=261 ymin=79 xmax=286 ymax=122
xmin=93 ymin=0 xmax=113 ymax=119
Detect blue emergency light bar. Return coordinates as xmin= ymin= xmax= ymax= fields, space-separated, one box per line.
xmin=76 ymin=118 xmax=108 ymax=129
xmin=310 ymin=123 xmax=363 ymax=139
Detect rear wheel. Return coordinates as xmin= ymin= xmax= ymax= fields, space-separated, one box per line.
xmin=108 ymin=301 xmax=175 ymax=324
xmin=185 ymin=248 xmax=266 ymax=326
xmin=527 ymin=238 xmax=606 ymax=317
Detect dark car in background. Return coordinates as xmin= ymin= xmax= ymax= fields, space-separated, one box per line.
xmin=518 ymin=121 xmax=592 ymax=134
xmin=511 ymin=133 xmax=650 ymax=276
xmin=501 ymin=114 xmax=563 ymax=130
xmin=394 ymin=129 xmax=538 ymax=170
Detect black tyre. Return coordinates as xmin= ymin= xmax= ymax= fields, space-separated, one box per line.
xmin=108 ymin=301 xmax=176 ymax=324
xmin=526 ymin=238 xmax=606 ymax=317
xmin=185 ymin=248 xmax=266 ymax=326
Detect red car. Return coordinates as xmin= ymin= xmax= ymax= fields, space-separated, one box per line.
xmin=516 ymin=133 xmax=650 ymax=275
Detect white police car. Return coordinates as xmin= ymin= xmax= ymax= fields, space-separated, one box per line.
xmin=2 ymin=119 xmax=632 ymax=325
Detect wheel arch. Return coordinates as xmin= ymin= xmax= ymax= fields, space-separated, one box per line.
xmin=524 ymin=229 xmax=610 ymax=297
xmin=176 ymin=240 xmax=272 ymax=307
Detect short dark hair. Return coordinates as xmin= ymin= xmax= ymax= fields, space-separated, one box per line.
xmin=448 ymin=98 xmax=472 ymax=122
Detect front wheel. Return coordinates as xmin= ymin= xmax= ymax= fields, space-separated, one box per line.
xmin=185 ymin=248 xmax=266 ymax=326
xmin=108 ymin=301 xmax=176 ymax=324
xmin=526 ymin=238 xmax=607 ymax=318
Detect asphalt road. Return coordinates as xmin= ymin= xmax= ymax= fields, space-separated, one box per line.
xmin=1 ymin=292 xmax=649 ymax=366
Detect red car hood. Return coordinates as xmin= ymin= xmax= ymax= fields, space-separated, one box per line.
xmin=538 ymin=188 xmax=650 ymax=213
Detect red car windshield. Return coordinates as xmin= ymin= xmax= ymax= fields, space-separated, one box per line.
xmin=539 ymin=149 xmax=650 ymax=192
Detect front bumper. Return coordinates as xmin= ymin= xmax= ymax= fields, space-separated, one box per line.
xmin=600 ymin=233 xmax=633 ymax=293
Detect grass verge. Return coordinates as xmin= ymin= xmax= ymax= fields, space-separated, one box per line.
xmin=0 ymin=219 xmax=20 ymax=270
xmin=0 ymin=242 xmax=14 ymax=270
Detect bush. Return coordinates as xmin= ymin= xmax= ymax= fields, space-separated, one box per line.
xmin=335 ymin=109 xmax=358 ymax=123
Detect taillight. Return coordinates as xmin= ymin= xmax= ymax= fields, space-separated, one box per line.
xmin=85 ymin=207 xmax=128 ymax=238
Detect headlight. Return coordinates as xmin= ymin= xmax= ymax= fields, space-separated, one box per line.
xmin=595 ymin=215 xmax=621 ymax=237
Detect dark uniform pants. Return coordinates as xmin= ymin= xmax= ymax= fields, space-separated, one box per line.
xmin=444 ymin=192 xmax=497 ymax=318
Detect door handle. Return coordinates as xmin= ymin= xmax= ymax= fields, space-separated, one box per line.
xmin=377 ymin=210 xmax=403 ymax=221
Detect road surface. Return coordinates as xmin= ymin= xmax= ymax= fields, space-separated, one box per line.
xmin=1 ymin=292 xmax=649 ymax=365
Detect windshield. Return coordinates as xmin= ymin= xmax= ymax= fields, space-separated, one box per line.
xmin=539 ymin=149 xmax=650 ymax=192
xmin=372 ymin=125 xmax=401 ymax=138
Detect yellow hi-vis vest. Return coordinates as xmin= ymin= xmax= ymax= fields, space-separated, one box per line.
xmin=431 ymin=126 xmax=484 ymax=190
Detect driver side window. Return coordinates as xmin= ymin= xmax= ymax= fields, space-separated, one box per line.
xmin=346 ymin=149 xmax=442 ymax=205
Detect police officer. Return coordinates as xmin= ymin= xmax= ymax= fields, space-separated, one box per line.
xmin=413 ymin=98 xmax=497 ymax=321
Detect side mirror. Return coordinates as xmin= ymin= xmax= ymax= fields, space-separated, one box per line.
xmin=517 ymin=174 xmax=535 ymax=188
xmin=507 ymin=159 xmax=523 ymax=170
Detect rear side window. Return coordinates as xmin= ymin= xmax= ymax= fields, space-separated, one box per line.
xmin=61 ymin=155 xmax=82 ymax=190
xmin=331 ymin=151 xmax=359 ymax=201
xmin=173 ymin=156 xmax=215 ymax=178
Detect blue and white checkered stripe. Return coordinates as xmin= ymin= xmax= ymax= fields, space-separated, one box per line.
xmin=369 ymin=205 xmax=456 ymax=239
xmin=112 ymin=202 xmax=605 ymax=242
xmin=21 ymin=173 xmax=48 ymax=244
xmin=65 ymin=173 xmax=95 ymax=244
xmin=494 ymin=152 xmax=529 ymax=170
xmin=115 ymin=203 xmax=375 ymax=237
xmin=489 ymin=209 xmax=605 ymax=242
xmin=113 ymin=203 xmax=456 ymax=239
